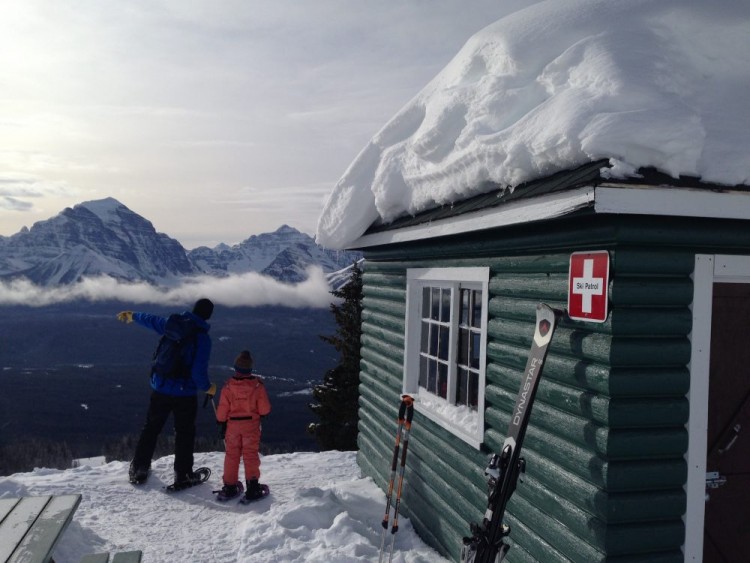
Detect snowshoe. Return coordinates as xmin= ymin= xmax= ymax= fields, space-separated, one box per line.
xmin=128 ymin=465 xmax=149 ymax=485
xmin=166 ymin=467 xmax=211 ymax=492
xmin=213 ymin=481 xmax=244 ymax=501
xmin=239 ymin=480 xmax=270 ymax=504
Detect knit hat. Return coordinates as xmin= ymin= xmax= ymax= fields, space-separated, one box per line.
xmin=192 ymin=298 xmax=214 ymax=320
xmin=234 ymin=350 xmax=254 ymax=374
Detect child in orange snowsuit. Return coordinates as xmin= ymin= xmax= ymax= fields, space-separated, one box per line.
xmin=216 ymin=350 xmax=272 ymax=501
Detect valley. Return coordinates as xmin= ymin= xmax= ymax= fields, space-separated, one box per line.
xmin=0 ymin=302 xmax=338 ymax=458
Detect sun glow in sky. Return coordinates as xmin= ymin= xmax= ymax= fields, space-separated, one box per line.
xmin=0 ymin=0 xmax=529 ymax=248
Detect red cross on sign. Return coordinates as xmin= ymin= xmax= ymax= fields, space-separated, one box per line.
xmin=568 ymin=251 xmax=610 ymax=323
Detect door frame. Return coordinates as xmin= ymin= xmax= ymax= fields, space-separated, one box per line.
xmin=686 ymin=254 xmax=750 ymax=561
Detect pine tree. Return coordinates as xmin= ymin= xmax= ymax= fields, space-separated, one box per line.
xmin=308 ymin=261 xmax=363 ymax=450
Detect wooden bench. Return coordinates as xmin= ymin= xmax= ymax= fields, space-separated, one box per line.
xmin=80 ymin=551 xmax=143 ymax=563
xmin=0 ymin=494 xmax=82 ymax=563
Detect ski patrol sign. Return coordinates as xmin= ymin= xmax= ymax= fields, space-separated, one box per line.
xmin=568 ymin=251 xmax=610 ymax=323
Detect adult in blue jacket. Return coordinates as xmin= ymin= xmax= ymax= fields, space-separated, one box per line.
xmin=117 ymin=298 xmax=216 ymax=487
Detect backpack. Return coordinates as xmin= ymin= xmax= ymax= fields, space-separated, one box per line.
xmin=151 ymin=313 xmax=205 ymax=379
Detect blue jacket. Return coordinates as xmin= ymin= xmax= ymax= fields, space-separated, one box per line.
xmin=133 ymin=311 xmax=212 ymax=397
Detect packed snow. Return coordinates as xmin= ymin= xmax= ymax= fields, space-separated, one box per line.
xmin=0 ymin=451 xmax=449 ymax=562
xmin=316 ymin=0 xmax=750 ymax=249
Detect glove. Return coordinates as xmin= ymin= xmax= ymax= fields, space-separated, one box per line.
xmin=218 ymin=421 xmax=227 ymax=440
xmin=205 ymin=383 xmax=217 ymax=398
xmin=117 ymin=311 xmax=134 ymax=324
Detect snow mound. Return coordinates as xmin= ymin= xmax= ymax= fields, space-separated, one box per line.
xmin=0 ymin=451 xmax=447 ymax=562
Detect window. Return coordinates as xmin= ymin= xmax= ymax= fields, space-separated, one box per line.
xmin=404 ymin=267 xmax=489 ymax=448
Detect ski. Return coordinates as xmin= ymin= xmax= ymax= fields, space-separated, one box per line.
xmin=461 ymin=303 xmax=560 ymax=563
xmin=379 ymin=395 xmax=415 ymax=563
xmin=165 ymin=467 xmax=212 ymax=492
xmin=238 ymin=484 xmax=270 ymax=504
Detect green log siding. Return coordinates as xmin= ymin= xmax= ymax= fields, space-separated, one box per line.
xmin=357 ymin=233 xmax=696 ymax=562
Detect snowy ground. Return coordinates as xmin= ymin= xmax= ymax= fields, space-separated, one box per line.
xmin=0 ymin=451 xmax=449 ymax=562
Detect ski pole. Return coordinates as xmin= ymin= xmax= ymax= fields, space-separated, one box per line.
xmin=379 ymin=396 xmax=410 ymax=562
xmin=388 ymin=395 xmax=414 ymax=563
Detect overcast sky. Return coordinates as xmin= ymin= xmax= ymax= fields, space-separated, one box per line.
xmin=0 ymin=0 xmax=535 ymax=249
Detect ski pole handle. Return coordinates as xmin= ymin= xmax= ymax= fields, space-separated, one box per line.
xmin=398 ymin=399 xmax=407 ymax=422
xmin=403 ymin=395 xmax=414 ymax=424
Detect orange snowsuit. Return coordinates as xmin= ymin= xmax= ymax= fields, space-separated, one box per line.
xmin=216 ymin=373 xmax=272 ymax=484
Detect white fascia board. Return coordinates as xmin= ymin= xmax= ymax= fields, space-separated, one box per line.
xmin=594 ymin=184 xmax=750 ymax=220
xmin=349 ymin=185 xmax=595 ymax=249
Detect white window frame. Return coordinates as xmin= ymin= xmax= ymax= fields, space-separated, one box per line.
xmin=404 ymin=267 xmax=489 ymax=448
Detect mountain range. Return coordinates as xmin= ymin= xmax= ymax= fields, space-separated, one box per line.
xmin=0 ymin=197 xmax=360 ymax=286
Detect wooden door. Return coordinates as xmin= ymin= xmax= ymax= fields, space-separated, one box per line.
xmin=704 ymin=283 xmax=750 ymax=562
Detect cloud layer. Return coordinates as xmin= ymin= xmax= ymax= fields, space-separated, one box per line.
xmin=0 ymin=267 xmax=333 ymax=308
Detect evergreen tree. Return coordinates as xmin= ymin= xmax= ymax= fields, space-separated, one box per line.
xmin=0 ymin=438 xmax=74 ymax=476
xmin=308 ymin=261 xmax=363 ymax=450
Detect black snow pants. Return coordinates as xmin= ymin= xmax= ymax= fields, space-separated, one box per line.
xmin=132 ymin=391 xmax=198 ymax=475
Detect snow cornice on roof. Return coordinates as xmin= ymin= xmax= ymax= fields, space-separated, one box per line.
xmin=348 ymin=165 xmax=750 ymax=250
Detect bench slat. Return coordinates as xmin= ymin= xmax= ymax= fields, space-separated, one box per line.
xmin=80 ymin=551 xmax=143 ymax=563
xmin=112 ymin=551 xmax=143 ymax=563
xmin=0 ymin=497 xmax=22 ymax=523
xmin=79 ymin=554 xmax=110 ymax=563
xmin=0 ymin=496 xmax=51 ymax=562
xmin=8 ymin=494 xmax=81 ymax=563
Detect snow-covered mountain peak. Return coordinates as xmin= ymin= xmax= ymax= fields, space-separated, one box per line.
xmin=274 ymin=224 xmax=303 ymax=235
xmin=78 ymin=197 xmax=126 ymax=220
xmin=0 ymin=198 xmax=360 ymax=286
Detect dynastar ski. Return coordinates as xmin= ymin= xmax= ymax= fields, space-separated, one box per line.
xmin=461 ymin=303 xmax=560 ymax=563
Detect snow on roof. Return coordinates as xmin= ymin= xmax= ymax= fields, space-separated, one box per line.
xmin=316 ymin=0 xmax=750 ymax=249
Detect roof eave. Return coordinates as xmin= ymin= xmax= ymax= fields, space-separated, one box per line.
xmin=346 ymin=182 xmax=750 ymax=250
xmin=594 ymin=183 xmax=750 ymax=220
xmin=347 ymin=185 xmax=595 ymax=250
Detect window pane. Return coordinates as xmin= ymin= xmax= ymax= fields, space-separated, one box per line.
xmin=431 ymin=287 xmax=440 ymax=320
xmin=471 ymin=331 xmax=481 ymax=369
xmin=422 ymin=287 xmax=430 ymax=319
xmin=438 ymin=362 xmax=448 ymax=399
xmin=430 ymin=323 xmax=439 ymax=356
xmin=456 ymin=368 xmax=468 ymax=406
xmin=460 ymin=289 xmax=470 ymax=325
xmin=441 ymin=288 xmax=451 ymax=322
xmin=469 ymin=371 xmax=479 ymax=409
xmin=419 ymin=356 xmax=427 ymax=388
xmin=420 ymin=321 xmax=430 ymax=354
xmin=458 ymin=328 xmax=468 ymax=365
xmin=472 ymin=290 xmax=482 ymax=328
xmin=428 ymin=359 xmax=437 ymax=394
xmin=438 ymin=325 xmax=450 ymax=360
